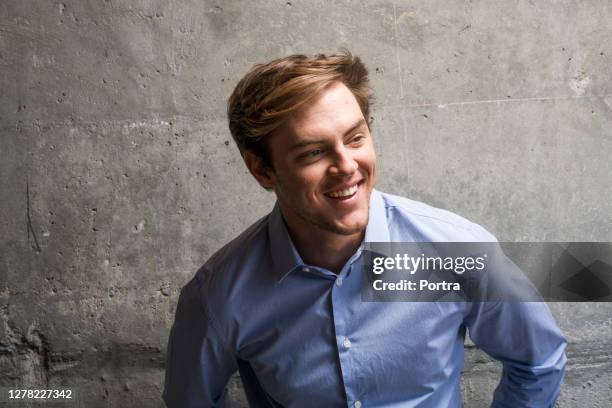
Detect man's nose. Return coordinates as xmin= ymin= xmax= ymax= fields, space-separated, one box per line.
xmin=328 ymin=145 xmax=358 ymax=176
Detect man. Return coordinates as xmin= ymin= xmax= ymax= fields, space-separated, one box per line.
xmin=163 ymin=52 xmax=566 ymax=407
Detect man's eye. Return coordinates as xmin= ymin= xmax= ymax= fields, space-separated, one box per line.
xmin=306 ymin=149 xmax=324 ymax=157
xmin=351 ymin=135 xmax=365 ymax=144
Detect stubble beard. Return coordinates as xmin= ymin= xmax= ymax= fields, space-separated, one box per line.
xmin=281 ymin=190 xmax=370 ymax=236
xmin=297 ymin=206 xmax=368 ymax=236
xmin=274 ymin=173 xmax=372 ymax=237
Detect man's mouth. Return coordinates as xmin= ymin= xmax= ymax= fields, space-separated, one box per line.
xmin=324 ymin=182 xmax=361 ymax=200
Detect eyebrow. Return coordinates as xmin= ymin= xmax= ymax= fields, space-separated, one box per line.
xmin=289 ymin=118 xmax=368 ymax=151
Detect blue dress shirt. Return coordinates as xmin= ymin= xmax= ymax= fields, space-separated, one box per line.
xmin=163 ymin=190 xmax=566 ymax=407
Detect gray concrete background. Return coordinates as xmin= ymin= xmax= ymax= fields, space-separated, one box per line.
xmin=1 ymin=0 xmax=611 ymax=406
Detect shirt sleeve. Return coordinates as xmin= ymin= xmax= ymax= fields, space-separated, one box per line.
xmin=465 ymin=300 xmax=567 ymax=407
xmin=163 ymin=274 xmax=238 ymax=407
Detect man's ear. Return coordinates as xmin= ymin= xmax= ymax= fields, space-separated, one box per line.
xmin=243 ymin=150 xmax=276 ymax=190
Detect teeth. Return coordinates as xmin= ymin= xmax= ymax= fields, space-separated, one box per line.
xmin=327 ymin=184 xmax=358 ymax=198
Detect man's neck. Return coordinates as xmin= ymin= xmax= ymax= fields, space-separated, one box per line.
xmin=281 ymin=214 xmax=364 ymax=275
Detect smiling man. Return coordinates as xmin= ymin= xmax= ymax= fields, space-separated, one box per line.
xmin=163 ymin=52 xmax=566 ymax=407
xmin=244 ymin=79 xmax=376 ymax=274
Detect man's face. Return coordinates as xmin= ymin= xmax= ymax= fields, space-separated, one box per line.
xmin=263 ymin=81 xmax=376 ymax=236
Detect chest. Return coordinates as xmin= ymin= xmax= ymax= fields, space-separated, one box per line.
xmin=233 ymin=274 xmax=466 ymax=406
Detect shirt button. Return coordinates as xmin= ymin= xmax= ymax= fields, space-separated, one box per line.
xmin=302 ymin=266 xmax=310 ymax=273
xmin=354 ymin=401 xmax=362 ymax=408
xmin=335 ymin=278 xmax=343 ymax=287
xmin=343 ymin=337 xmax=352 ymax=349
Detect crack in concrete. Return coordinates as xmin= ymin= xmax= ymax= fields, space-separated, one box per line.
xmin=26 ymin=180 xmax=41 ymax=253
xmin=392 ymin=4 xmax=405 ymax=100
xmin=383 ymin=93 xmax=612 ymax=110
xmin=4 ymin=92 xmax=610 ymax=133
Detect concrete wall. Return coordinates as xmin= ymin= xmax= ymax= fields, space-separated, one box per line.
xmin=1 ymin=0 xmax=611 ymax=406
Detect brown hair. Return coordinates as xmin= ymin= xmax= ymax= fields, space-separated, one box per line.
xmin=227 ymin=51 xmax=373 ymax=168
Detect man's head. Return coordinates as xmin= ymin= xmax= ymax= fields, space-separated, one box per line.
xmin=228 ymin=52 xmax=376 ymax=236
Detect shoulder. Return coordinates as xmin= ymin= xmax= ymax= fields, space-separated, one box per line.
xmin=181 ymin=213 xmax=272 ymax=323
xmin=377 ymin=190 xmax=497 ymax=242
xmin=195 ymin=211 xmax=271 ymax=290
xmin=204 ymin=214 xmax=271 ymax=276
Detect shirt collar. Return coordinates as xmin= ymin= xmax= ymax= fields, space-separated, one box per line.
xmin=268 ymin=188 xmax=390 ymax=282
xmin=268 ymin=202 xmax=304 ymax=282
xmin=364 ymin=188 xmax=390 ymax=243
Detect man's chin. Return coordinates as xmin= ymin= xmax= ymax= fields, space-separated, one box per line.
xmin=332 ymin=226 xmax=366 ymax=236
xmin=318 ymin=216 xmax=369 ymax=236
